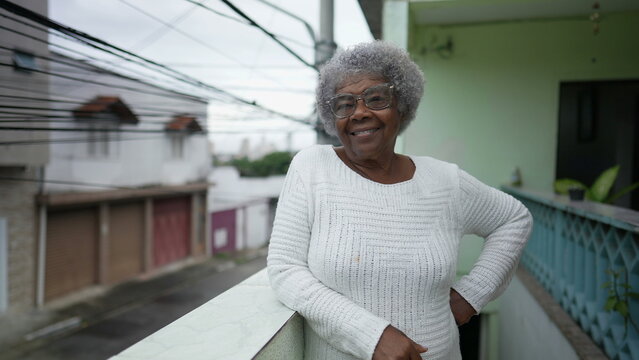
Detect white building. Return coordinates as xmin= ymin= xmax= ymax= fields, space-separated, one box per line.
xmin=32 ymin=51 xmax=211 ymax=306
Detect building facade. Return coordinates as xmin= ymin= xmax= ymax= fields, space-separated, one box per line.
xmin=358 ymin=0 xmax=639 ymax=358
xmin=0 ymin=2 xmax=212 ymax=311
xmin=0 ymin=0 xmax=50 ymax=314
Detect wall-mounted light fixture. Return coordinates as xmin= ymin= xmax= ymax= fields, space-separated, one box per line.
xmin=419 ymin=36 xmax=454 ymax=59
xmin=590 ymin=1 xmax=601 ymax=35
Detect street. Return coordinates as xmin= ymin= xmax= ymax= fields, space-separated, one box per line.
xmin=9 ymin=256 xmax=267 ymax=360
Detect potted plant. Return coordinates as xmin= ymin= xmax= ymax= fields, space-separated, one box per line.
xmin=554 ymin=165 xmax=639 ymax=203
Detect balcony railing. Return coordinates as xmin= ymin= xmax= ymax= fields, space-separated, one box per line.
xmin=505 ymin=186 xmax=639 ymax=360
xmin=110 ymin=269 xmax=303 ymax=360
xmin=114 ymin=187 xmax=638 ymax=360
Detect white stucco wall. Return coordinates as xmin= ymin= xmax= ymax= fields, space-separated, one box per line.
xmin=499 ymin=275 xmax=579 ymax=360
xmin=0 ymin=0 xmax=50 ymax=166
xmin=244 ymin=202 xmax=270 ymax=249
xmin=45 ymin=52 xmax=210 ymax=192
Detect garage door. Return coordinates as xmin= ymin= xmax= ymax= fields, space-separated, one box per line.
xmin=108 ymin=202 xmax=144 ymax=283
xmin=153 ymin=197 xmax=190 ymax=268
xmin=45 ymin=208 xmax=98 ymax=301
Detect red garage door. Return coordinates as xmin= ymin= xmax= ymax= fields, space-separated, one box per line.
xmin=153 ymin=197 xmax=191 ymax=268
xmin=211 ymin=209 xmax=236 ymax=253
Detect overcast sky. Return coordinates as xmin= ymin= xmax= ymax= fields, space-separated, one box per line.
xmin=49 ymin=0 xmax=373 ymax=153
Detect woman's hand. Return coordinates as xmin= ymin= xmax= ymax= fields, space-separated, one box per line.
xmin=450 ymin=288 xmax=476 ymax=326
xmin=372 ymin=325 xmax=427 ymax=360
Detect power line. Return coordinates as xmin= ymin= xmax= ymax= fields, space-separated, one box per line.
xmin=0 ymin=1 xmax=305 ymax=122
xmin=162 ymin=62 xmax=308 ymax=69
xmin=0 ymin=94 xmax=208 ymax=117
xmin=0 ymin=134 xmax=167 ymax=146
xmin=181 ymin=0 xmax=313 ymax=49
xmin=0 ymin=126 xmax=207 ymax=134
xmin=215 ymin=0 xmax=317 ymax=71
xmin=0 ymin=22 xmax=225 ymax=103
xmin=129 ymin=0 xmax=204 ymax=51
xmin=0 ymin=116 xmax=210 ymax=130
xmin=118 ymin=0 xmax=288 ymax=89
xmin=0 ymin=104 xmax=203 ymax=119
xmin=0 ymin=61 xmax=211 ymax=103
xmin=0 ymin=11 xmax=221 ymax=103
xmin=0 ymin=43 xmax=215 ymax=104
xmin=0 ymin=84 xmax=215 ymax=112
xmin=0 ymin=177 xmax=211 ymax=197
xmin=183 ymin=0 xmax=249 ymax=25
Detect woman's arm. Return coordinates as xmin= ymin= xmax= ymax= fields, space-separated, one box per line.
xmin=267 ymin=165 xmax=391 ymax=360
xmin=451 ymin=168 xmax=533 ymax=313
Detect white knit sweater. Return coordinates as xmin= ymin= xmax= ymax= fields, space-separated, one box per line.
xmin=267 ymin=145 xmax=532 ymax=360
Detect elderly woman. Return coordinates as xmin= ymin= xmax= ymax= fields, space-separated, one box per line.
xmin=267 ymin=41 xmax=532 ymax=360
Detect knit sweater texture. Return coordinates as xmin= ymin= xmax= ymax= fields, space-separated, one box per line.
xmin=267 ymin=145 xmax=533 ymax=360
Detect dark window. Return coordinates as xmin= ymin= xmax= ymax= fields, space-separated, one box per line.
xmin=556 ymin=80 xmax=639 ymax=210
xmin=12 ymin=50 xmax=37 ymax=72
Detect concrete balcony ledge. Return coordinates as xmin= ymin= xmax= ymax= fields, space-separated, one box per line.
xmin=111 ymin=268 xmax=303 ymax=360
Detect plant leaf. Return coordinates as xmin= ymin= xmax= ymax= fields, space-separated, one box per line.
xmin=602 ymin=281 xmax=612 ymax=288
xmin=616 ymin=301 xmax=629 ymax=317
xmin=554 ymin=178 xmax=587 ymax=195
xmin=605 ymin=298 xmax=617 ymax=311
xmin=590 ymin=165 xmax=620 ymax=202
xmin=628 ymin=292 xmax=639 ymax=299
xmin=607 ymin=181 xmax=639 ymax=203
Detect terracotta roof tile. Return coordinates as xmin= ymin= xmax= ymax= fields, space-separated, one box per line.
xmin=165 ymin=115 xmax=203 ymax=132
xmin=73 ymin=96 xmax=138 ymax=124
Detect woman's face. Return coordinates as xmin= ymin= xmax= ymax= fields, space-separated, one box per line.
xmin=334 ymin=76 xmax=401 ymax=161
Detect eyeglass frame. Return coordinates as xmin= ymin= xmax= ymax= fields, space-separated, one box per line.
xmin=326 ymin=83 xmax=395 ymax=118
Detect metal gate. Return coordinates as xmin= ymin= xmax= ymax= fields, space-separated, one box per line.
xmin=211 ymin=209 xmax=236 ymax=253
xmin=45 ymin=208 xmax=98 ymax=301
xmin=153 ymin=197 xmax=190 ymax=268
xmin=108 ymin=202 xmax=144 ymax=283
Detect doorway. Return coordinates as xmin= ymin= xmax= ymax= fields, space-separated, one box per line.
xmin=556 ymin=80 xmax=639 ymax=210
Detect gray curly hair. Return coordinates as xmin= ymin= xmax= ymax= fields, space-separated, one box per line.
xmin=316 ymin=40 xmax=424 ymax=137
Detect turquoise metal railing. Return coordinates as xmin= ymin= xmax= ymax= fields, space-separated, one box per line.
xmin=504 ymin=187 xmax=639 ymax=360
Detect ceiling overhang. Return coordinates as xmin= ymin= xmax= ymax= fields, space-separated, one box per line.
xmin=357 ymin=0 xmax=639 ymax=36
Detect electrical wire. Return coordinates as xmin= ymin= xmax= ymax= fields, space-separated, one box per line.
xmin=182 ymin=0 xmax=313 ymax=49
xmin=0 ymin=62 xmax=212 ymax=103
xmin=0 ymin=94 xmax=209 ymax=116
xmin=0 ymin=2 xmax=306 ymax=122
xmin=162 ymin=62 xmax=309 ymax=69
xmin=0 ymin=126 xmax=207 ymax=134
xmin=0 ymin=22 xmax=225 ymax=103
xmin=0 ymin=134 xmax=167 ymax=146
xmin=0 ymin=45 xmax=219 ymax=100
xmin=129 ymin=0 xmax=204 ymax=51
xmin=118 ymin=0 xmax=289 ymax=89
xmin=0 ymin=176 xmax=212 ymax=196
xmin=0 ymin=104 xmax=203 ymax=119
xmin=0 ymin=45 xmax=216 ymax=104
xmin=216 ymin=0 xmax=317 ymax=71
xmin=0 ymin=84 xmax=216 ymax=112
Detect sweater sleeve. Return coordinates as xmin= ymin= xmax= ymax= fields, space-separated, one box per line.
xmin=267 ymin=165 xmax=390 ymax=360
xmin=451 ymin=168 xmax=533 ymax=313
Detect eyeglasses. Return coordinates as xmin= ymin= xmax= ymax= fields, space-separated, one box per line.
xmin=327 ymin=83 xmax=394 ymax=118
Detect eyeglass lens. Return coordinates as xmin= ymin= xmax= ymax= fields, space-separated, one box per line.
xmin=330 ymin=84 xmax=392 ymax=118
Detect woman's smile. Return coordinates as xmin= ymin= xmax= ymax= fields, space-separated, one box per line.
xmin=350 ymin=127 xmax=380 ymax=137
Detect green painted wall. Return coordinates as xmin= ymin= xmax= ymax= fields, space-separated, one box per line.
xmin=405 ymin=11 xmax=639 ymax=191
xmin=397 ymin=10 xmax=639 ymax=359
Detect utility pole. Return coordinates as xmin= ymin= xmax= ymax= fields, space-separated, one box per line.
xmin=315 ymin=0 xmax=339 ymax=145
xmin=315 ymin=0 xmax=336 ymax=67
xmin=257 ymin=0 xmax=338 ymax=144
